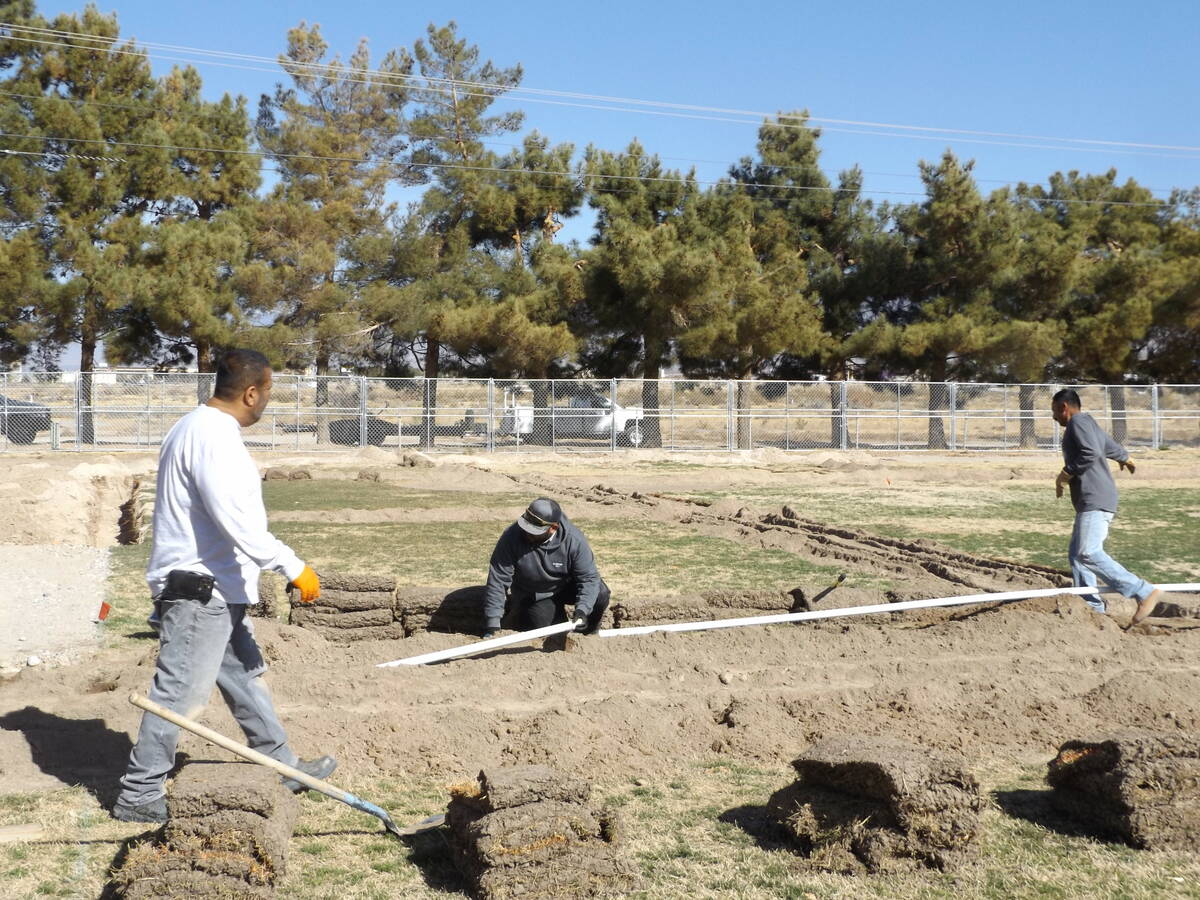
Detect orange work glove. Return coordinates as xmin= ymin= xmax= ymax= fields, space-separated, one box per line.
xmin=290 ymin=565 xmax=321 ymax=604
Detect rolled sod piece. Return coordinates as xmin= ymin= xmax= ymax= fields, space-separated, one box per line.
xmin=168 ymin=762 xmax=297 ymax=820
xmin=1047 ymin=732 xmax=1200 ymax=850
xmin=318 ymin=572 xmax=396 ymax=593
xmin=304 ymin=589 xmax=395 ymax=612
xmin=473 ymin=765 xmax=593 ymax=812
xmin=290 ymin=606 xmax=395 ymax=629
xmin=395 ymin=585 xmax=486 ymax=635
xmin=165 ymin=807 xmax=297 ymax=880
xmin=767 ymin=735 xmax=983 ymax=873
xmin=445 ymin=765 xmax=640 ymax=898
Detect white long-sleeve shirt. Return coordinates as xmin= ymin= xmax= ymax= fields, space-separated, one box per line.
xmin=146 ymin=404 xmax=304 ymax=604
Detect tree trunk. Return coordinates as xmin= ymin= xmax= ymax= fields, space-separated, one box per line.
xmin=1018 ymin=384 xmax=1038 ymax=448
xmin=422 ymin=338 xmax=440 ymax=448
xmin=736 ymin=379 xmax=753 ymax=450
xmin=828 ymin=380 xmax=845 ymax=449
xmin=530 ymin=381 xmax=552 ymax=446
xmin=315 ymin=353 xmax=330 ymax=444
xmin=927 ymin=382 xmax=949 ymax=450
xmin=195 ymin=338 xmax=213 ymax=404
xmin=641 ymin=340 xmax=664 ymax=449
xmin=79 ymin=333 xmax=96 ymax=445
xmin=1109 ymin=384 xmax=1127 ymax=443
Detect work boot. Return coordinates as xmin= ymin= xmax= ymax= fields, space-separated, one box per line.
xmin=112 ymin=795 xmax=168 ymax=824
xmin=281 ymin=755 xmax=337 ymax=793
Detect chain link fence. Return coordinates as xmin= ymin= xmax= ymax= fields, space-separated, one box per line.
xmin=1 ymin=371 xmax=1198 ymax=453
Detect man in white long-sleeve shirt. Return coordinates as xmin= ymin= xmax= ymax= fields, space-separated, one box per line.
xmin=113 ymin=349 xmax=334 ymax=824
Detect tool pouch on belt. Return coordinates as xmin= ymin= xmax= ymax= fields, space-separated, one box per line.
xmin=163 ymin=569 xmax=215 ymax=602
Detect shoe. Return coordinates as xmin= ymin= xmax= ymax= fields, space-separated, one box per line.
xmin=1129 ymin=588 xmax=1164 ymax=628
xmin=281 ymin=755 xmax=337 ymax=793
xmin=113 ymin=796 xmax=168 ymax=824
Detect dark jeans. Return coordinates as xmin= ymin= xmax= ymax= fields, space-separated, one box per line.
xmin=510 ymin=579 xmax=611 ymax=634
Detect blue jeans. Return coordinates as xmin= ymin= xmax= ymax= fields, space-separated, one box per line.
xmin=1069 ymin=510 xmax=1154 ymax=613
xmin=118 ymin=597 xmax=296 ymax=806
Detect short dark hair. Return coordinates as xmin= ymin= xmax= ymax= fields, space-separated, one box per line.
xmin=1052 ymin=388 xmax=1081 ymax=409
xmin=214 ymin=349 xmax=271 ymax=400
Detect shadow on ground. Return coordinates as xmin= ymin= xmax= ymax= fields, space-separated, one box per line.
xmin=0 ymin=706 xmax=133 ymax=808
xmin=993 ymin=788 xmax=1124 ymax=844
xmin=718 ymin=803 xmax=797 ymax=853
xmin=401 ymin=824 xmax=465 ymax=894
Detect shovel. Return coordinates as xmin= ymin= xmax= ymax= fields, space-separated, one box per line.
xmin=128 ymin=693 xmax=444 ymax=839
xmin=789 ymin=573 xmax=847 ymax=613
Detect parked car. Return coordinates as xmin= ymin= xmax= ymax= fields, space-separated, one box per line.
xmin=501 ymin=388 xmax=646 ymax=447
xmin=328 ymin=416 xmax=401 ymax=446
xmin=0 ymin=395 xmax=52 ymax=444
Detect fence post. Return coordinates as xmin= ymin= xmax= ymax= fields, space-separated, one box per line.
xmin=74 ymin=375 xmax=81 ymax=451
xmin=948 ymin=382 xmax=958 ymax=451
xmin=726 ymin=381 xmax=735 ymax=452
xmin=358 ymin=376 xmax=368 ymax=447
xmin=610 ymin=378 xmax=617 ymax=452
xmin=839 ymin=381 xmax=849 ymax=451
xmin=668 ymin=380 xmax=676 ymax=451
xmin=1151 ymin=383 xmax=1160 ymax=450
xmin=487 ymin=379 xmax=495 ymax=453
xmin=1051 ymin=385 xmax=1061 ymax=452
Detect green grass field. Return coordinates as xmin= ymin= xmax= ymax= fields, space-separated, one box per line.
xmin=679 ymin=482 xmax=1200 ymax=584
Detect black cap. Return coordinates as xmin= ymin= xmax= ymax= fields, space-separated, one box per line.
xmin=517 ymin=497 xmax=562 ymax=535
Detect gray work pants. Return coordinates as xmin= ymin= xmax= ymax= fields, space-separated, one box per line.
xmin=117 ymin=597 xmax=296 ymax=806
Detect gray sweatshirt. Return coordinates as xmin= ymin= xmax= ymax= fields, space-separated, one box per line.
xmin=1061 ymin=411 xmax=1128 ymax=513
xmin=483 ymin=515 xmax=601 ymax=629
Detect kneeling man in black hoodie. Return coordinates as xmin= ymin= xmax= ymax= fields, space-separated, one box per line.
xmin=481 ymin=497 xmax=610 ymax=638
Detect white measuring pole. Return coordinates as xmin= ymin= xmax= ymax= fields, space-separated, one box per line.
xmin=377 ymin=621 xmax=575 ymax=667
xmin=596 ymin=583 xmax=1200 ymax=638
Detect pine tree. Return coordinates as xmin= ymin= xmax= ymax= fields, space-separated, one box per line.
xmin=0 ymin=6 xmax=172 ymax=441
xmin=241 ymin=22 xmax=412 ymax=436
xmin=1144 ymin=188 xmax=1200 ymax=381
xmin=104 ymin=66 xmax=261 ymax=378
xmin=582 ymin=140 xmax=709 ymax=446
xmin=853 ymin=153 xmax=1023 ymax=446
xmin=403 ymin=20 xmax=523 ymax=375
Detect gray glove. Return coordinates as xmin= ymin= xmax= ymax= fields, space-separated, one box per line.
xmin=482 ymin=618 xmax=501 ymax=640
xmin=572 ymin=613 xmax=589 ymax=634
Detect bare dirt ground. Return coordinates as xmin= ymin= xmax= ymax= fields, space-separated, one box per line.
xmin=0 ymin=445 xmax=1197 ymax=896
xmin=2 ymin=447 xmax=1198 ymax=771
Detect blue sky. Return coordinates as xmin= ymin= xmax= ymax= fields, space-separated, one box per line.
xmin=27 ymin=0 xmax=1200 ymax=365
xmin=40 ymin=0 xmax=1200 ymax=205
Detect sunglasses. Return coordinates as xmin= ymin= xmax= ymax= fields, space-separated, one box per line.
xmin=522 ymin=509 xmax=554 ymax=528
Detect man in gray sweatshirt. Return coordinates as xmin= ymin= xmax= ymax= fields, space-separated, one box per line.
xmin=481 ymin=497 xmax=610 ymax=638
xmin=1052 ymin=388 xmax=1162 ymax=623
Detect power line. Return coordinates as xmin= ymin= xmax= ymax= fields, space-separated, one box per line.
xmin=5 ymin=87 xmax=1179 ymax=196
xmin=8 ymin=21 xmax=1200 ymax=153
xmin=0 ymin=133 xmax=1173 ymax=208
xmin=3 ymin=23 xmax=1199 ymax=163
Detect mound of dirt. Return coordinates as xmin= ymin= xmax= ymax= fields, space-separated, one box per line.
xmin=447 ymin=765 xmax=640 ymax=899
xmin=1047 ymin=732 xmax=1200 ymax=849
xmin=767 ymin=735 xmax=983 ymax=873
xmin=111 ymin=762 xmax=298 ymax=898
xmin=0 ymin=455 xmax=144 ymax=547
